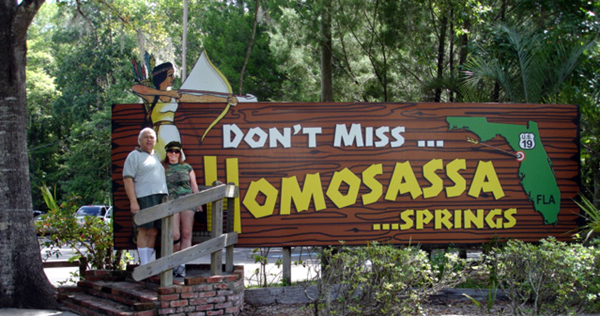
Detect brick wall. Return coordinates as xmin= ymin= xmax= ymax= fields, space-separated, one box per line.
xmin=74 ymin=265 xmax=245 ymax=316
xmin=156 ymin=266 xmax=245 ymax=316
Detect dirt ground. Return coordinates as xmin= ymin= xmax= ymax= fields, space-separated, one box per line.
xmin=240 ymin=300 xmax=515 ymax=316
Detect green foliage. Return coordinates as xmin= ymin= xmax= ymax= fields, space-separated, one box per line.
xmin=462 ymin=23 xmax=593 ymax=103
xmin=22 ymin=0 xmax=600 ymax=209
xmin=462 ymin=280 xmax=499 ymax=314
xmin=36 ymin=184 xmax=128 ymax=278
xmin=58 ymin=110 xmax=113 ymax=205
xmin=248 ymin=247 xmax=281 ymax=288
xmin=27 ymin=1 xmax=137 ymax=208
xmin=490 ymin=238 xmax=600 ymax=315
xmin=574 ymin=193 xmax=600 ymax=243
xmin=247 ymin=247 xmax=320 ymax=288
xmin=315 ymin=242 xmax=466 ymax=316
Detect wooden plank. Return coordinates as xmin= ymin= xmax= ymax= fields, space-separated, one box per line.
xmin=112 ymin=102 xmax=580 ymax=248
xmin=211 ymin=198 xmax=224 ymax=275
xmin=225 ymin=184 xmax=239 ymax=198
xmin=132 ymin=232 xmax=238 ymax=281
xmin=226 ymin=245 xmax=234 ymax=273
xmin=226 ymin=196 xmax=235 ymax=273
xmin=282 ymin=247 xmax=291 ymax=285
xmin=160 ymin=215 xmax=174 ymax=287
xmin=42 ymin=261 xmax=80 ymax=268
xmin=226 ymin=197 xmax=234 ymax=233
xmin=134 ymin=184 xmax=227 ymax=226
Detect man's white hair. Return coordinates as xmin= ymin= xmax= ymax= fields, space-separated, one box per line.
xmin=138 ymin=127 xmax=156 ymax=146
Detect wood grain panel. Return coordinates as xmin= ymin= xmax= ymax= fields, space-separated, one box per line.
xmin=112 ymin=102 xmax=580 ymax=248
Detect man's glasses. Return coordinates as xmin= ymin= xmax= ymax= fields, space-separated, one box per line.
xmin=167 ymin=149 xmax=181 ymax=154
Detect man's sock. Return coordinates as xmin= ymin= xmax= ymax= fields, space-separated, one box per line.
xmin=138 ymin=248 xmax=147 ymax=265
xmin=138 ymin=247 xmax=153 ymax=265
xmin=147 ymin=248 xmax=155 ymax=263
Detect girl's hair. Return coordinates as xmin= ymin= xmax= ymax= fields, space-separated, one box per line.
xmin=152 ymin=62 xmax=174 ymax=89
xmin=163 ymin=154 xmax=184 ymax=165
xmin=163 ymin=141 xmax=185 ymax=164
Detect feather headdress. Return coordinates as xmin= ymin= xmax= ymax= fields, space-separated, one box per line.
xmin=131 ymin=51 xmax=155 ymax=87
xmin=132 ymin=52 xmax=158 ymax=124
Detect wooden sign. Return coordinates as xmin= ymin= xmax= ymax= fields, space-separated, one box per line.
xmin=112 ymin=102 xmax=580 ymax=248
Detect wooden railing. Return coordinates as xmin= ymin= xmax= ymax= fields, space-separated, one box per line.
xmin=132 ymin=182 xmax=238 ymax=286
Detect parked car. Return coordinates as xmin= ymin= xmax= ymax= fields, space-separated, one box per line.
xmin=74 ymin=205 xmax=112 ymax=226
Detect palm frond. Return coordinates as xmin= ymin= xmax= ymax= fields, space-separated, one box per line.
xmin=500 ymin=24 xmax=544 ymax=103
xmin=40 ymin=183 xmax=60 ymax=212
xmin=574 ymin=193 xmax=600 ymax=243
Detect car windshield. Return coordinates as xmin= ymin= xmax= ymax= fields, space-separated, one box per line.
xmin=76 ymin=207 xmax=101 ymax=216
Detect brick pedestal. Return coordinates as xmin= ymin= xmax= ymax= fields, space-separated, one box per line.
xmin=59 ymin=265 xmax=245 ymax=316
xmin=157 ymin=265 xmax=245 ymax=316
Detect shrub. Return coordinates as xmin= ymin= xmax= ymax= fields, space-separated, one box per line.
xmin=315 ymin=242 xmax=466 ymax=316
xmin=491 ymin=237 xmax=600 ymax=315
xmin=36 ymin=184 xmax=129 ymax=281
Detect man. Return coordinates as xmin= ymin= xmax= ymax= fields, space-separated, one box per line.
xmin=123 ymin=127 xmax=168 ymax=265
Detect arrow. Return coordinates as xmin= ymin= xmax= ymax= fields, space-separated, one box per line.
xmin=466 ymin=137 xmax=517 ymax=158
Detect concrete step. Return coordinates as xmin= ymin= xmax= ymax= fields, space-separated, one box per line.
xmin=77 ymin=280 xmax=159 ymax=310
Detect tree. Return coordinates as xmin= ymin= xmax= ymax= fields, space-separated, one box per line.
xmin=24 ymin=0 xmax=139 ymax=208
xmin=320 ymin=0 xmax=333 ymax=102
xmin=462 ymin=24 xmax=594 ymax=103
xmin=0 ymin=0 xmax=59 ymax=308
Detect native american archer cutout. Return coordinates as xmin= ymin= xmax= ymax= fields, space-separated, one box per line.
xmin=131 ymin=51 xmax=257 ymax=160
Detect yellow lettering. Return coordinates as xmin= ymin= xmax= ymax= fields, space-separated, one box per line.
xmin=326 ymin=168 xmax=361 ymax=208
xmin=435 ymin=209 xmax=453 ymax=229
xmin=464 ymin=209 xmax=484 ymax=229
xmin=362 ymin=164 xmax=383 ymax=205
xmin=281 ymin=173 xmax=326 ymax=215
xmin=485 ymin=209 xmax=503 ymax=228
xmin=503 ymin=208 xmax=517 ymax=228
xmin=400 ymin=210 xmax=414 ymax=230
xmin=423 ymin=159 xmax=443 ymax=198
xmin=446 ymin=159 xmax=466 ymax=198
xmin=416 ymin=209 xmax=434 ymax=229
xmin=226 ymin=158 xmax=242 ymax=233
xmin=385 ymin=161 xmax=423 ymax=200
xmin=204 ymin=156 xmax=218 ymax=232
xmin=454 ymin=209 xmax=463 ymax=228
xmin=242 ymin=178 xmax=279 ymax=218
xmin=468 ymin=161 xmax=505 ymax=199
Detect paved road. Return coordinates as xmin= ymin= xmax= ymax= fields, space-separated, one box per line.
xmin=0 ymin=309 xmax=80 ymax=316
xmin=43 ymin=245 xmax=321 ymax=287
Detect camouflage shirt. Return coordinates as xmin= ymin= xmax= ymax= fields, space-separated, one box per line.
xmin=166 ymin=163 xmax=193 ymax=199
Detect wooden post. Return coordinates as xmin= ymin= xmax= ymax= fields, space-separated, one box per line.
xmin=130 ymin=183 xmax=239 ymax=281
xmin=211 ymin=182 xmax=224 ymax=275
xmin=226 ymin=195 xmax=235 ymax=273
xmin=160 ymin=215 xmax=174 ymax=287
xmin=282 ymin=247 xmax=292 ymax=285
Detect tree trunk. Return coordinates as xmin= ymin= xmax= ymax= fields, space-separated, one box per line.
xmin=455 ymin=17 xmax=470 ymax=102
xmin=182 ymin=0 xmax=189 ymax=82
xmin=434 ymin=10 xmax=447 ymax=102
xmin=0 ymin=0 xmax=58 ymax=309
xmin=320 ymin=0 xmax=333 ymax=102
xmin=239 ymin=0 xmax=260 ymax=95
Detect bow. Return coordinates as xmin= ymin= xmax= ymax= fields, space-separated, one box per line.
xmin=201 ymin=97 xmax=235 ymax=143
xmin=180 ymin=51 xmax=236 ymax=143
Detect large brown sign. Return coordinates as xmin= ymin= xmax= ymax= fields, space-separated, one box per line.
xmin=112 ymin=102 xmax=580 ymax=249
